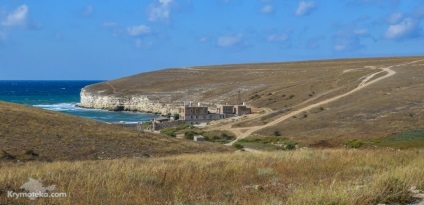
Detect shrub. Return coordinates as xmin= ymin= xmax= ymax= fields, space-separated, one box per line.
xmin=345 ymin=139 xmax=363 ymax=148
xmin=250 ymin=94 xmax=260 ymax=100
xmin=160 ymin=128 xmax=177 ymax=137
xmin=176 ymin=124 xmax=190 ymax=130
xmin=1 ymin=150 xmax=16 ymax=160
xmin=233 ymin=143 xmax=244 ymax=150
xmin=285 ymin=142 xmax=297 ymax=150
xmin=184 ymin=131 xmax=199 ymax=140
xmin=173 ymin=113 xmax=180 ymax=120
xmin=273 ymin=131 xmax=281 ymax=136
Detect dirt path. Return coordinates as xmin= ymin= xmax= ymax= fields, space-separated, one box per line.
xmin=106 ymin=81 xmax=117 ymax=93
xmin=226 ymin=60 xmax=423 ymax=145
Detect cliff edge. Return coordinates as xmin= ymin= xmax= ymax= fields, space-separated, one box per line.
xmin=79 ymin=57 xmax=422 ymax=116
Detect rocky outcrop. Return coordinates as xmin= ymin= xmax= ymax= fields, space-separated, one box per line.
xmin=78 ymin=88 xmax=178 ymax=114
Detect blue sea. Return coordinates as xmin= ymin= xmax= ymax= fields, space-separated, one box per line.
xmin=0 ymin=80 xmax=157 ymax=122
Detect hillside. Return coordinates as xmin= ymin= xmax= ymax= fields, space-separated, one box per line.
xmin=0 ymin=101 xmax=232 ymax=162
xmin=1 ymin=150 xmax=423 ymax=204
xmin=80 ymin=56 xmax=424 ymax=146
xmin=243 ymin=57 xmax=424 ymax=146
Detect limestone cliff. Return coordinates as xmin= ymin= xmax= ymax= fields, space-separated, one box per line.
xmin=78 ymin=88 xmax=179 ymax=114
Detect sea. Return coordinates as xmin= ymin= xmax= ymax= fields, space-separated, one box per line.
xmin=0 ymin=80 xmax=158 ymax=123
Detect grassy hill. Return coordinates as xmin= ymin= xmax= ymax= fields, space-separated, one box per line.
xmin=84 ymin=56 xmax=424 ymax=147
xmin=250 ymin=57 xmax=424 ymax=147
xmin=1 ymin=149 xmax=423 ymax=204
xmin=0 ymin=101 xmax=232 ymax=162
xmin=84 ymin=57 xmax=420 ymax=108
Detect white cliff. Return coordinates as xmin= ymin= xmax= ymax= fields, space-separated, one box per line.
xmin=78 ymin=88 xmax=179 ymax=115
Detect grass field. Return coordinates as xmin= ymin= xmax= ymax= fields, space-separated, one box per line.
xmin=0 ymin=101 xmax=233 ymax=162
xmin=1 ymin=149 xmax=423 ymax=204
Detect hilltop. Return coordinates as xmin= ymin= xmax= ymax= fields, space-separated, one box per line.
xmin=0 ymin=101 xmax=232 ymax=162
xmin=80 ymin=57 xmax=424 ymax=147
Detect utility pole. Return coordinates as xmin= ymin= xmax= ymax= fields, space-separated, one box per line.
xmin=237 ymin=89 xmax=241 ymax=105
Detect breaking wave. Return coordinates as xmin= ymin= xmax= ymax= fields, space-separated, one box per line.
xmin=34 ymin=103 xmax=79 ymax=111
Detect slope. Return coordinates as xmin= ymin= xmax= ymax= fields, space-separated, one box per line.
xmin=0 ymin=101 xmax=232 ymax=161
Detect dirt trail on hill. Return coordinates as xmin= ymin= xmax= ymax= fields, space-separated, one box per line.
xmin=226 ymin=60 xmax=423 ymax=145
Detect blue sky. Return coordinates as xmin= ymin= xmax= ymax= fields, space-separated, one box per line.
xmin=1 ymin=0 xmax=424 ymax=80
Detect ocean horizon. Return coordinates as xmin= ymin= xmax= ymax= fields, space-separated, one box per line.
xmin=0 ymin=80 xmax=158 ymax=123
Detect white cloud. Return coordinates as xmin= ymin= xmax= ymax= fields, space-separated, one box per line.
xmin=134 ymin=38 xmax=153 ymax=48
xmin=199 ymin=37 xmax=208 ymax=42
xmin=127 ymin=25 xmax=151 ymax=36
xmin=333 ymin=26 xmax=369 ymax=52
xmin=295 ymin=1 xmax=316 ymax=16
xmin=354 ymin=29 xmax=368 ymax=35
xmin=386 ymin=12 xmax=403 ymax=24
xmin=148 ymin=0 xmax=173 ymax=22
xmin=384 ymin=18 xmax=420 ymax=40
xmin=261 ymin=5 xmax=274 ymax=14
xmin=217 ymin=34 xmax=243 ymax=47
xmin=267 ymin=33 xmax=289 ymax=42
xmin=1 ymin=5 xmax=28 ymax=27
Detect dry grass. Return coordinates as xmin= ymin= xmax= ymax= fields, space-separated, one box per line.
xmin=0 ymin=101 xmax=233 ymax=162
xmin=255 ymin=59 xmax=424 ymax=146
xmin=0 ymin=149 xmax=423 ymax=204
xmin=86 ymin=57 xmax=421 ymax=108
xmin=85 ymin=56 xmax=424 ymax=146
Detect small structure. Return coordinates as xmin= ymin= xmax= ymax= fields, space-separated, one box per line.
xmin=154 ymin=117 xmax=169 ymax=123
xmin=109 ymin=122 xmax=145 ymax=131
xmin=194 ymin=135 xmax=205 ymax=142
xmin=218 ymin=102 xmax=251 ymax=116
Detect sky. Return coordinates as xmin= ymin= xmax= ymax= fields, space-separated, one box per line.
xmin=1 ymin=0 xmax=424 ymax=80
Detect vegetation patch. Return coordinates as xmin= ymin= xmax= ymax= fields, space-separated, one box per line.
xmin=344 ymin=139 xmax=364 ymax=148
xmin=346 ymin=130 xmax=424 ymax=149
xmin=237 ymin=136 xmax=298 ymax=151
xmin=162 ymin=126 xmax=236 ymax=144
xmin=160 ymin=124 xmax=192 ymax=137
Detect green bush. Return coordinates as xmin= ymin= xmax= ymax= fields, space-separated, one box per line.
xmin=345 ymin=140 xmax=363 ymax=148
xmin=233 ymin=143 xmax=244 ymax=150
xmin=173 ymin=113 xmax=180 ymax=120
xmin=184 ymin=130 xmax=199 ymax=140
xmin=285 ymin=142 xmax=297 ymax=150
xmin=160 ymin=128 xmax=177 ymax=137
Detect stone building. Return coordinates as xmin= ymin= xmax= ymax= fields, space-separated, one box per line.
xmin=217 ymin=102 xmax=251 ymax=116
xmin=177 ymin=102 xmax=252 ymax=125
xmin=179 ymin=102 xmax=226 ymax=124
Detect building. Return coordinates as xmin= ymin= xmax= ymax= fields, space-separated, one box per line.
xmin=179 ymin=102 xmax=226 ymax=124
xmin=177 ymin=102 xmax=251 ymax=125
xmin=154 ymin=117 xmax=169 ymax=123
xmin=217 ymin=102 xmax=251 ymax=116
xmin=194 ymin=135 xmax=205 ymax=142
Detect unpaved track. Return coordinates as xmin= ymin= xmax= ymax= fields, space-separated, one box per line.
xmin=226 ymin=60 xmax=423 ymax=145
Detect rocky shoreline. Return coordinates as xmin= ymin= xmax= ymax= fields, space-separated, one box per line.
xmin=78 ymin=88 xmax=179 ymax=115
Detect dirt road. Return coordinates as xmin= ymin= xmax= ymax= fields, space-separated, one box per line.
xmin=226 ymin=60 xmax=423 ymax=145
